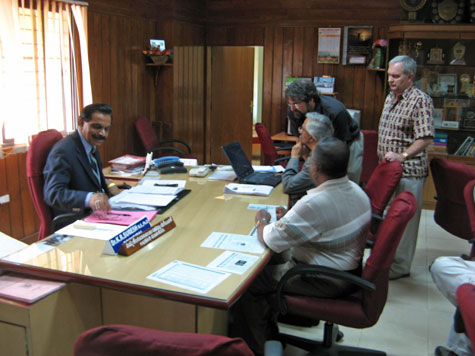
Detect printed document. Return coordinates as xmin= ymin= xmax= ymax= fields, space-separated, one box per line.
xmin=201 ymin=232 xmax=265 ymax=254
xmin=224 ymin=183 xmax=273 ymax=197
xmin=147 ymin=260 xmax=230 ymax=294
xmin=207 ymin=251 xmax=259 ymax=275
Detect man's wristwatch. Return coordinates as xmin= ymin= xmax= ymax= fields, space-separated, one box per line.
xmin=401 ymin=152 xmax=409 ymax=161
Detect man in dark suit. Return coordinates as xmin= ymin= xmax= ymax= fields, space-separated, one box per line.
xmin=43 ymin=103 xmax=117 ymax=222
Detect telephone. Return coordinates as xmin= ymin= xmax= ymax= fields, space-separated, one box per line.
xmin=154 ymin=156 xmax=187 ymax=174
xmin=154 ymin=156 xmax=180 ymax=168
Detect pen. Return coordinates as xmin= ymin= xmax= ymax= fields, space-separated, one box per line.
xmin=106 ymin=212 xmax=131 ymax=217
xmin=154 ymin=183 xmax=179 ymax=187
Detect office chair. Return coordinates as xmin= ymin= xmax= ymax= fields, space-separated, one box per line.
xmin=430 ymin=157 xmax=475 ymax=254
xmin=135 ymin=116 xmax=196 ymax=159
xmin=364 ymin=160 xmax=403 ymax=246
xmin=255 ymin=123 xmax=293 ymax=167
xmin=73 ymin=324 xmax=283 ymax=356
xmin=456 ymin=283 xmax=475 ymax=352
xmin=275 ymin=191 xmax=417 ymax=355
xmin=359 ymin=130 xmax=379 ymax=188
xmin=463 ymin=179 xmax=475 ymax=258
xmin=26 ymin=129 xmax=78 ymax=240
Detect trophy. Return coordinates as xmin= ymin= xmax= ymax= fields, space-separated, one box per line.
xmin=450 ymin=42 xmax=466 ymax=65
xmin=427 ymin=46 xmax=445 ymax=65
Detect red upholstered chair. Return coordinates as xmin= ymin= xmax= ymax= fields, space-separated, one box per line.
xmin=135 ymin=116 xmax=196 ymax=160
xmin=431 ymin=157 xmax=475 ymax=252
xmin=456 ymin=283 xmax=475 ymax=352
xmin=255 ymin=123 xmax=293 ymax=167
xmin=26 ymin=129 xmax=78 ymax=240
xmin=360 ymin=130 xmax=379 ymax=188
xmin=275 ymin=191 xmax=417 ymax=355
xmin=74 ymin=324 xmax=282 ymax=356
xmin=364 ymin=160 xmax=403 ymax=245
xmin=463 ymin=179 xmax=475 ymax=258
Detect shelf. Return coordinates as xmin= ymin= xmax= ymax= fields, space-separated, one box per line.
xmin=145 ymin=63 xmax=173 ymax=86
xmin=367 ymin=67 xmax=386 ymax=72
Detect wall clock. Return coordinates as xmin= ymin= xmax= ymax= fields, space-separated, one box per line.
xmin=400 ymin=0 xmax=428 ymax=21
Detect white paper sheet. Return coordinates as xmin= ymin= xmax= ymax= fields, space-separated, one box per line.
xmin=55 ymin=221 xmax=126 ymax=240
xmin=224 ymin=183 xmax=273 ymax=197
xmin=114 ymin=191 xmax=176 ymax=207
xmin=201 ymin=232 xmax=265 ymax=254
xmin=147 ymin=260 xmax=230 ymax=294
xmin=207 ymin=251 xmax=259 ymax=275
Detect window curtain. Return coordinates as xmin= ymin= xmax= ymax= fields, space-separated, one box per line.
xmin=0 ymin=0 xmax=91 ymax=146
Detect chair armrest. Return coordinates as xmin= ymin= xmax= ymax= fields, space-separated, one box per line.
xmin=150 ymin=146 xmax=186 ymax=157
xmin=274 ymin=156 xmax=291 ymax=164
xmin=275 ymin=145 xmax=294 ymax=152
xmin=51 ymin=212 xmax=81 ymax=232
xmin=160 ymin=139 xmax=192 ymax=154
xmin=276 ymin=264 xmax=375 ymax=315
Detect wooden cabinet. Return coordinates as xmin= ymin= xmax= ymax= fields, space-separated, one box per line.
xmin=387 ymin=25 xmax=475 ymax=209
xmin=0 ymin=283 xmax=101 ymax=356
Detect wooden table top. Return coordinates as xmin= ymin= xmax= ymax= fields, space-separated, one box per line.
xmin=0 ymin=172 xmax=288 ymax=309
xmin=271 ymin=131 xmax=298 ymax=143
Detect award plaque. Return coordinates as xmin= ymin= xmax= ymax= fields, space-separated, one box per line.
xmin=460 ymin=74 xmax=471 ymax=94
xmin=450 ymin=42 xmax=466 ymax=65
xmin=431 ymin=0 xmax=465 ymax=23
xmin=427 ymin=47 xmax=445 ymax=64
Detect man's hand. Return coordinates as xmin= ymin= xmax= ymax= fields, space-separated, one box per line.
xmin=89 ymin=193 xmax=111 ymax=213
xmin=290 ymin=142 xmax=303 ymax=159
xmin=384 ymin=151 xmax=405 ymax=162
xmin=276 ymin=206 xmax=287 ymax=220
xmin=255 ymin=209 xmax=271 ymax=224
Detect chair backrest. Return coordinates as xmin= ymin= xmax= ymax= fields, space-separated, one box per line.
xmin=74 ymin=324 xmax=254 ymax=356
xmin=360 ymin=130 xmax=379 ymax=186
xmin=431 ymin=157 xmax=475 ymax=240
xmin=457 ymin=283 xmax=475 ymax=353
xmin=26 ymin=129 xmax=63 ymax=240
xmin=255 ymin=123 xmax=279 ymax=165
xmin=464 ymin=179 xmax=475 ymax=238
xmin=364 ymin=160 xmax=403 ymax=218
xmin=362 ymin=191 xmax=417 ymax=324
xmin=135 ymin=116 xmax=159 ymax=152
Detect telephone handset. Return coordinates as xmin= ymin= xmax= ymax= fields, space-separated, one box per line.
xmin=154 ymin=156 xmax=187 ymax=174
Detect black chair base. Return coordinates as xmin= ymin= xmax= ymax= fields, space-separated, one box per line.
xmin=279 ymin=322 xmax=386 ymax=356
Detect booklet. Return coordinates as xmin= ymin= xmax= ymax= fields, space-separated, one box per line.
xmin=0 ymin=274 xmax=65 ymax=304
xmin=224 ymin=183 xmax=273 ymax=197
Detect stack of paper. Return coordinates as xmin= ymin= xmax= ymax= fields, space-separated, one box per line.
xmin=224 ymin=183 xmax=273 ymax=197
xmin=108 ymin=155 xmax=146 ymax=171
xmin=132 ymin=179 xmax=186 ymax=195
xmin=0 ymin=274 xmax=65 ymax=304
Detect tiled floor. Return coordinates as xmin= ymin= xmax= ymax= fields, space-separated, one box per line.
xmin=279 ymin=209 xmax=472 ymax=356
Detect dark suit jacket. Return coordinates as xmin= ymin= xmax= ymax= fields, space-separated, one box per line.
xmin=43 ymin=130 xmax=109 ymax=218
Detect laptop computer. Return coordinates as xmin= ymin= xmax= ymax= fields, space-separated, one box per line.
xmin=221 ymin=141 xmax=281 ymax=187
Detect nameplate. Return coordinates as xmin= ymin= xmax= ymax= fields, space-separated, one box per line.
xmin=102 ymin=216 xmax=152 ymax=255
xmin=118 ymin=216 xmax=176 ymax=256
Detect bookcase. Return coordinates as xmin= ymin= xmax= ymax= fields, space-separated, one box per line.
xmin=387 ymin=24 xmax=475 ymax=208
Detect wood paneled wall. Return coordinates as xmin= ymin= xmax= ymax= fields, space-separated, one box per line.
xmin=205 ymin=0 xmax=406 ymax=132
xmin=2 ymin=0 xmax=410 ymax=241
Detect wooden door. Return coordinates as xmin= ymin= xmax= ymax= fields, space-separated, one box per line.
xmin=207 ymin=47 xmax=255 ymax=164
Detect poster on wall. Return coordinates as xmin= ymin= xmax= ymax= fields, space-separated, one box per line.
xmin=342 ymin=26 xmax=373 ymax=65
xmin=317 ymin=28 xmax=341 ymax=64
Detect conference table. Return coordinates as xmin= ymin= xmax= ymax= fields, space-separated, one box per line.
xmin=0 ymin=171 xmax=288 ymax=336
xmin=271 ymin=131 xmax=298 ymax=143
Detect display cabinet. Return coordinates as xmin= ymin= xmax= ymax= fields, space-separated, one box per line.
xmin=387 ymin=24 xmax=475 ymax=208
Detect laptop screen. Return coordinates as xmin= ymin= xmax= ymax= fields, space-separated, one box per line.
xmin=221 ymin=141 xmax=254 ymax=179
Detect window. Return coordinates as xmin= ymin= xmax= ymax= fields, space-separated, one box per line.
xmin=0 ymin=0 xmax=91 ymax=147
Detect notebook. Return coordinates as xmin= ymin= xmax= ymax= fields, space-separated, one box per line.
xmin=221 ymin=141 xmax=281 ymax=187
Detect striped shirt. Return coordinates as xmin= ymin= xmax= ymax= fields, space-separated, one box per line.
xmin=378 ymin=85 xmax=434 ymax=178
xmin=263 ymin=177 xmax=371 ymax=271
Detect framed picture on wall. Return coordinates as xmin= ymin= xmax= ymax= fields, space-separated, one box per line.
xmin=342 ymin=26 xmax=373 ymax=65
xmin=150 ymin=39 xmax=166 ymax=51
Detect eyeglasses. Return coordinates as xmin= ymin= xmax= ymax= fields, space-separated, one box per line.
xmin=288 ymin=101 xmax=305 ymax=109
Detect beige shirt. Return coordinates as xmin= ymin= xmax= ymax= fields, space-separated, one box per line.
xmin=263 ymin=177 xmax=371 ymax=271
